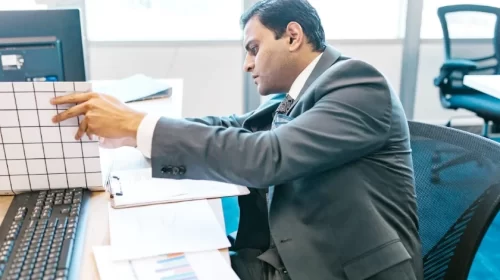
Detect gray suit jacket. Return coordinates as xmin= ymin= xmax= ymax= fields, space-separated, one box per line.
xmin=151 ymin=46 xmax=423 ymax=280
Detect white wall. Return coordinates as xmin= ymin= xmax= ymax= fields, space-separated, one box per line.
xmin=87 ymin=40 xmax=489 ymax=122
xmin=87 ymin=42 xmax=244 ymax=118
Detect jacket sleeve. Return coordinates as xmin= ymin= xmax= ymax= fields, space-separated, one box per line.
xmin=151 ymin=60 xmax=393 ymax=188
xmin=185 ymin=112 xmax=252 ymax=128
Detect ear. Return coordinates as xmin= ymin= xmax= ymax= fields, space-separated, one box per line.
xmin=285 ymin=22 xmax=304 ymax=52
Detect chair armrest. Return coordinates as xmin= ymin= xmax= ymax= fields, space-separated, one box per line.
xmin=442 ymin=59 xmax=478 ymax=72
xmin=434 ymin=59 xmax=478 ymax=87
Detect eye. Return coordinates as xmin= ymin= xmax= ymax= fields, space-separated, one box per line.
xmin=250 ymin=46 xmax=259 ymax=56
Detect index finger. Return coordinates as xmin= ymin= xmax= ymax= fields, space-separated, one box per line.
xmin=50 ymin=92 xmax=98 ymax=105
xmin=52 ymin=102 xmax=88 ymax=123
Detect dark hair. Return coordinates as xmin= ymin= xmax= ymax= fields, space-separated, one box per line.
xmin=240 ymin=0 xmax=326 ymax=52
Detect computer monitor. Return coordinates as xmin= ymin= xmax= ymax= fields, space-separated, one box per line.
xmin=0 ymin=9 xmax=86 ymax=82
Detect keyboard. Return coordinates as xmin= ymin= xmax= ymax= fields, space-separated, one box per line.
xmin=0 ymin=188 xmax=90 ymax=280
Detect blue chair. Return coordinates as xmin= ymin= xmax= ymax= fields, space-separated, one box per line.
xmin=432 ymin=4 xmax=500 ymax=183
xmin=434 ymin=4 xmax=500 ymax=135
xmin=409 ymin=121 xmax=500 ymax=280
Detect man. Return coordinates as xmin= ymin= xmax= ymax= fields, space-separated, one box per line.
xmin=52 ymin=0 xmax=423 ymax=279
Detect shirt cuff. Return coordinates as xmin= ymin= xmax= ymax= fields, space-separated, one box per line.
xmin=136 ymin=114 xmax=162 ymax=158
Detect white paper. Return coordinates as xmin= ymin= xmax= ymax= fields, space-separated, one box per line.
xmin=108 ymin=167 xmax=248 ymax=208
xmin=97 ymin=74 xmax=171 ymax=103
xmin=94 ymin=246 xmax=239 ymax=280
xmin=108 ymin=200 xmax=231 ymax=261
xmin=184 ymin=250 xmax=240 ymax=280
xmin=93 ymin=246 xmax=137 ymax=280
xmin=109 ymin=168 xmax=187 ymax=207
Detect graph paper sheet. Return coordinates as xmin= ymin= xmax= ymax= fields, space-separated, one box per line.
xmin=0 ymin=82 xmax=102 ymax=195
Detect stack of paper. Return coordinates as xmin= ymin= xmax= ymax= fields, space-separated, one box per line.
xmin=92 ymin=148 xmax=249 ymax=279
xmin=94 ymin=200 xmax=239 ymax=279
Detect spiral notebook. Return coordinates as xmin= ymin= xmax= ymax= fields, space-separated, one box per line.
xmin=105 ymin=167 xmax=249 ymax=209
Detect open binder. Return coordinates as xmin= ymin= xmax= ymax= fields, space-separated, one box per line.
xmin=104 ymin=167 xmax=249 ymax=209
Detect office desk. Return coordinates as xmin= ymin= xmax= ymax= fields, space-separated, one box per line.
xmin=0 ymin=79 xmax=234 ymax=279
xmin=464 ymin=75 xmax=500 ymax=98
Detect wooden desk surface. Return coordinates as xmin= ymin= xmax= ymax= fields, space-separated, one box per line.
xmin=0 ymin=80 xmax=233 ymax=279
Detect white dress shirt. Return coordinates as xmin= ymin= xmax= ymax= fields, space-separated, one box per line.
xmin=124 ymin=53 xmax=324 ymax=158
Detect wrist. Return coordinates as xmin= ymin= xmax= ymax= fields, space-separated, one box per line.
xmin=125 ymin=112 xmax=146 ymax=139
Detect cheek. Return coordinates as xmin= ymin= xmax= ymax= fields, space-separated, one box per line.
xmin=255 ymin=50 xmax=274 ymax=74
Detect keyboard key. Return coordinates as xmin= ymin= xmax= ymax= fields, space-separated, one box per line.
xmin=32 ymin=267 xmax=45 ymax=274
xmin=9 ymin=267 xmax=21 ymax=274
xmin=55 ymin=269 xmax=67 ymax=277
xmin=31 ymin=272 xmax=44 ymax=279
xmin=57 ymin=239 xmax=73 ymax=270
xmin=44 ymin=268 xmax=56 ymax=275
xmin=34 ymin=262 xmax=45 ymax=269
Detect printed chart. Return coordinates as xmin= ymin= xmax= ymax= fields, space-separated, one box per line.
xmin=132 ymin=254 xmax=198 ymax=280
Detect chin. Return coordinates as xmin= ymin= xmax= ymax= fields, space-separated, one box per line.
xmin=257 ymin=86 xmax=272 ymax=96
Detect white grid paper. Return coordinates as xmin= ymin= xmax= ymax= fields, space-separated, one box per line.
xmin=0 ymin=82 xmax=102 ymax=194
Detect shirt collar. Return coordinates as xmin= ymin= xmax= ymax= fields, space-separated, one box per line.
xmin=287 ymin=52 xmax=323 ymax=100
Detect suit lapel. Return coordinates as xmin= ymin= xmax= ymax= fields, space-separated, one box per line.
xmin=242 ymin=94 xmax=284 ymax=130
xmin=287 ymin=45 xmax=342 ymax=114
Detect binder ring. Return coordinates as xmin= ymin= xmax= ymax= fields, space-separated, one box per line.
xmin=107 ymin=175 xmax=123 ymax=198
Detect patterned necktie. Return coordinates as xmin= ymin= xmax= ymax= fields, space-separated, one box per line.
xmin=275 ymin=94 xmax=295 ymax=116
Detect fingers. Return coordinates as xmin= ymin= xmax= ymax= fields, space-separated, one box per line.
xmin=52 ymin=102 xmax=88 ymax=123
xmin=75 ymin=117 xmax=88 ymax=140
xmin=51 ymin=92 xmax=98 ymax=105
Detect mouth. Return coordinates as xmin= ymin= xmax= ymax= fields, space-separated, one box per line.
xmin=252 ymin=75 xmax=259 ymax=84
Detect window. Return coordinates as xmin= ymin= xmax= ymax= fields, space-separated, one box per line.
xmin=309 ymin=0 xmax=407 ymax=39
xmin=421 ymin=0 xmax=500 ymax=38
xmin=85 ymin=0 xmax=243 ymax=41
xmin=86 ymin=0 xmax=407 ymax=41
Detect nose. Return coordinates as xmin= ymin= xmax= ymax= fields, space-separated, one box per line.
xmin=243 ymin=54 xmax=254 ymax=73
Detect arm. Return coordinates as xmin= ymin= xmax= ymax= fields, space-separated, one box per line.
xmin=184 ymin=94 xmax=285 ymax=128
xmin=185 ymin=113 xmax=252 ymax=128
xmin=151 ymin=60 xmax=393 ymax=188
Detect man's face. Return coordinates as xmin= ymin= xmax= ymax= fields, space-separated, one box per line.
xmin=243 ymin=17 xmax=293 ymax=96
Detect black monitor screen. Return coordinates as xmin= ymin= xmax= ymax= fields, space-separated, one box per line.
xmin=0 ymin=9 xmax=86 ymax=82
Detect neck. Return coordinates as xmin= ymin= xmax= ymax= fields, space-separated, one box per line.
xmin=289 ymin=51 xmax=321 ymax=82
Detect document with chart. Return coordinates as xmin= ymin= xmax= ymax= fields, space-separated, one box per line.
xmin=0 ymin=82 xmax=103 ymax=194
xmin=93 ymin=247 xmax=239 ymax=280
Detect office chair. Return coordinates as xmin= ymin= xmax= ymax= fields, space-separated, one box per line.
xmin=409 ymin=121 xmax=500 ymax=280
xmin=432 ymin=4 xmax=500 ymax=183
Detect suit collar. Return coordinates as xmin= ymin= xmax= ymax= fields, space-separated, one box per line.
xmin=287 ymin=45 xmax=342 ymax=112
xmin=295 ymin=45 xmax=342 ymax=100
xmin=243 ymin=45 xmax=342 ymax=126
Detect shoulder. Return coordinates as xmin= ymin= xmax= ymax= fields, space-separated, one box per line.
xmin=310 ymin=58 xmax=395 ymax=128
xmin=318 ymin=58 xmax=391 ymax=93
xmin=312 ymin=58 xmax=393 ymax=107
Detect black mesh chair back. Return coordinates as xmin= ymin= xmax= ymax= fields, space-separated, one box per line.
xmin=409 ymin=121 xmax=500 ymax=279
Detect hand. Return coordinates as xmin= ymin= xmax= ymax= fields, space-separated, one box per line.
xmin=51 ymin=93 xmax=146 ymax=140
